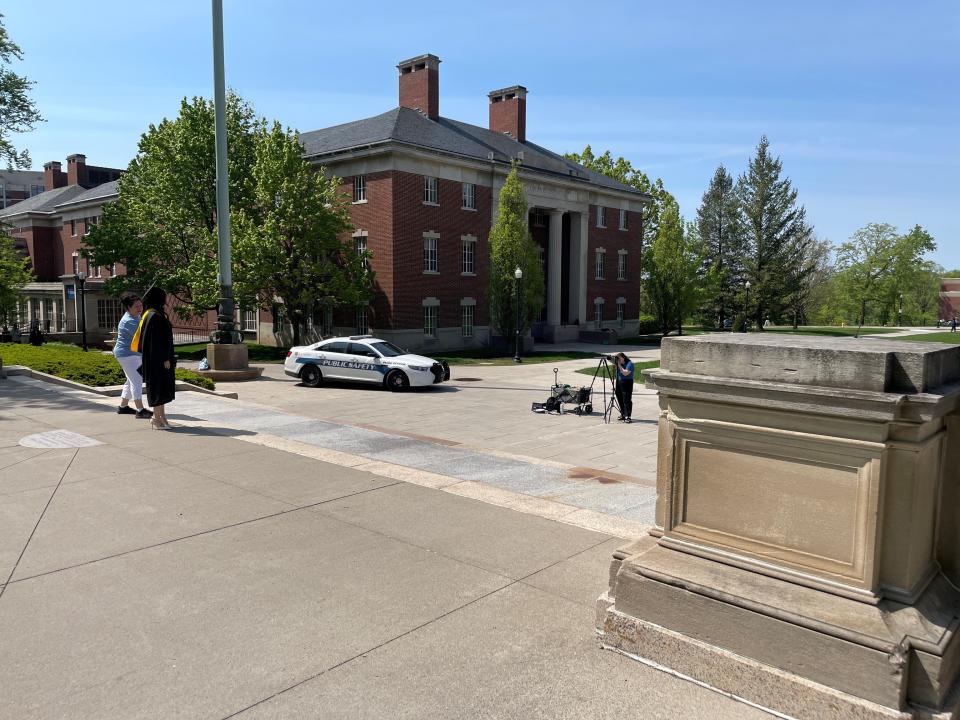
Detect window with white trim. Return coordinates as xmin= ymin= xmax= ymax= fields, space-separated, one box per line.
xmin=619 ymin=209 xmax=628 ymax=230
xmin=424 ymin=176 xmax=438 ymax=204
xmin=596 ymin=206 xmax=606 ymax=228
xmin=423 ymin=234 xmax=438 ymax=273
xmin=616 ymin=298 xmax=626 ymax=327
xmin=97 ymin=298 xmax=123 ymax=330
xmin=594 ymin=299 xmax=604 ymax=329
xmin=461 ymin=302 xmax=474 ymax=337
xmin=617 ymin=250 xmax=627 ymax=280
xmin=461 ymin=236 xmax=475 ymax=274
xmin=71 ymin=253 xmax=79 ymax=275
xmin=595 ymin=248 xmax=605 ymax=280
xmin=110 ymin=263 xmax=117 ymax=277
xmin=70 ymin=219 xmax=77 ymax=237
xmin=243 ymin=310 xmax=258 ymax=332
xmin=354 ymin=232 xmax=368 ymax=267
xmin=84 ymin=218 xmax=91 ymax=235
xmin=462 ymin=183 xmax=476 ymax=210
xmin=353 ymin=175 xmax=366 ymax=203
xmin=356 ymin=306 xmax=369 ymax=334
xmin=423 ymin=302 xmax=439 ymax=337
xmin=93 ymin=265 xmax=101 ymax=278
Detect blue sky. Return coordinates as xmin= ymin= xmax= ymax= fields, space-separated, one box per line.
xmin=6 ymin=1 xmax=958 ymax=269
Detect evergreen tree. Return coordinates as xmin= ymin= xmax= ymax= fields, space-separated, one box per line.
xmin=488 ymin=164 xmax=544 ymax=343
xmin=0 ymin=13 xmax=43 ymax=168
xmin=696 ymin=165 xmax=744 ymax=328
xmin=736 ymin=137 xmax=813 ymax=329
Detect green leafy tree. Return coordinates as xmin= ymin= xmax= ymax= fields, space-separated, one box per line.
xmin=231 ymin=122 xmax=369 ymax=345
xmin=0 ymin=13 xmax=43 ymax=169
xmin=736 ymin=136 xmax=813 ymax=329
xmin=86 ymin=94 xmax=262 ymax=317
xmin=644 ymin=203 xmax=705 ymax=335
xmin=784 ymin=235 xmax=833 ymax=328
xmin=696 ymin=165 xmax=745 ymax=328
xmin=879 ymin=225 xmax=937 ymax=326
xmin=0 ymin=232 xmax=33 ymax=328
xmin=488 ymin=164 xmax=544 ymax=343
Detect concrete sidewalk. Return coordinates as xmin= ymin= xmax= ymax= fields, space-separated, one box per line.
xmin=0 ymin=378 xmax=771 ymax=719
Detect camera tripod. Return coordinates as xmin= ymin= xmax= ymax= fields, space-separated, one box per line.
xmin=588 ymin=355 xmax=623 ymax=424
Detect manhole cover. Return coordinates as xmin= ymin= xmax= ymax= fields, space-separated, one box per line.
xmin=456 ymin=377 xmax=483 ymax=382
xmin=19 ymin=430 xmax=102 ymax=449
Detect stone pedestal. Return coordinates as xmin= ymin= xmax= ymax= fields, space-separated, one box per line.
xmin=199 ymin=342 xmax=263 ymax=382
xmin=598 ymin=335 xmax=960 ymax=718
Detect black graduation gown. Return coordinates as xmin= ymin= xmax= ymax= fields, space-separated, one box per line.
xmin=140 ymin=310 xmax=176 ymax=406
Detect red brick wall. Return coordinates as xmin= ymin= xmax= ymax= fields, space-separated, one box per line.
xmin=399 ymin=67 xmax=439 ymax=120
xmin=11 ymin=226 xmax=59 ymax=281
xmin=586 ymin=205 xmax=643 ymax=324
xmin=389 ymin=171 xmax=491 ymax=331
xmin=489 ymin=97 xmax=526 ymax=142
xmin=941 ymin=279 xmax=960 ymax=321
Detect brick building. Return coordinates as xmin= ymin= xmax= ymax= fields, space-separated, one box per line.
xmin=296 ymin=53 xmax=649 ymax=350
xmin=941 ymin=277 xmax=960 ymax=323
xmin=0 ymin=169 xmax=45 ymax=209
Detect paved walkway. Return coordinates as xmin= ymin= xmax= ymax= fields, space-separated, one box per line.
xmin=0 ymin=377 xmax=771 ymax=719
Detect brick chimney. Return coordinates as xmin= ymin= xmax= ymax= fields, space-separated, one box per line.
xmin=398 ymin=54 xmax=440 ymax=120
xmin=43 ymin=161 xmax=67 ymax=191
xmin=488 ymin=86 xmax=527 ymax=143
xmin=67 ymin=153 xmax=89 ymax=187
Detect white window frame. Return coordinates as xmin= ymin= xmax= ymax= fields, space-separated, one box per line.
xmin=354 ymin=231 xmax=368 ymax=265
xmin=596 ymin=206 xmax=606 ymax=228
xmin=353 ymin=175 xmax=366 ymax=203
xmin=71 ymin=252 xmax=79 ymax=275
xmin=110 ymin=263 xmax=117 ymax=277
xmin=424 ymin=176 xmax=439 ymax=205
xmin=243 ymin=310 xmax=258 ymax=333
xmin=356 ymin=306 xmax=369 ymax=334
xmin=461 ymin=299 xmax=475 ymax=338
xmin=423 ymin=232 xmax=439 ymax=273
xmin=617 ymin=250 xmax=627 ymax=281
xmin=616 ymin=298 xmax=626 ymax=328
xmin=594 ymin=298 xmax=605 ymax=330
xmin=423 ymin=298 xmax=439 ymax=337
xmin=461 ymin=235 xmax=476 ymax=275
xmin=461 ymin=182 xmax=476 ymax=210
xmin=93 ymin=264 xmax=101 ymax=278
xmin=595 ymin=247 xmax=606 ymax=280
xmin=84 ymin=218 xmax=92 ymax=236
xmin=619 ymin=209 xmax=628 ymax=231
xmin=70 ymin=219 xmax=77 ymax=237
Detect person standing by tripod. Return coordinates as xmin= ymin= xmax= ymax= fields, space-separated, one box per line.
xmin=615 ymin=352 xmax=634 ymax=423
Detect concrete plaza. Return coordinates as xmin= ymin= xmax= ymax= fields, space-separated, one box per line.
xmin=0 ymin=371 xmax=773 ymax=719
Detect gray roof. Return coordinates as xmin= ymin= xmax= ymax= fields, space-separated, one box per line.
xmin=56 ymin=180 xmax=119 ymax=208
xmin=299 ymin=107 xmax=644 ymax=196
xmin=0 ymin=184 xmax=86 ymax=218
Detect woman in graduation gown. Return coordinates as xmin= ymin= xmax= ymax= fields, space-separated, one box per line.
xmin=137 ymin=287 xmax=176 ymax=429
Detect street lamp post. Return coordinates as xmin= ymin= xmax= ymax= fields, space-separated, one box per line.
xmin=76 ymin=271 xmax=88 ymax=351
xmin=513 ymin=266 xmax=523 ymax=363
xmin=898 ymin=293 xmax=904 ymax=327
xmin=743 ymin=280 xmax=751 ymax=333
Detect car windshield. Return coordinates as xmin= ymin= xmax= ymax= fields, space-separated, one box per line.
xmin=369 ymin=341 xmax=407 ymax=358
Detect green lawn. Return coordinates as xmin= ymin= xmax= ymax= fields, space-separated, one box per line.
xmin=1 ymin=342 xmax=215 ymax=390
xmin=175 ymin=341 xmax=289 ymax=363
xmin=437 ymin=350 xmax=600 ymax=366
xmin=886 ymin=332 xmax=960 ymax=344
xmin=574 ymin=359 xmax=660 ymax=377
xmin=762 ymin=325 xmax=899 ymax=337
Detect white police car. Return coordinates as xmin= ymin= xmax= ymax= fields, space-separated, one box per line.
xmin=284 ymin=335 xmax=450 ymax=391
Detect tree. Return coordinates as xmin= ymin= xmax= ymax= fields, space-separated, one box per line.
xmin=0 ymin=232 xmax=33 ymax=328
xmin=87 ymin=94 xmax=262 ymax=317
xmin=696 ymin=165 xmax=745 ymax=328
xmin=0 ymin=13 xmax=43 ymax=169
xmin=736 ymin=136 xmax=813 ymax=329
xmin=231 ymin=122 xmax=369 ymax=345
xmin=644 ymin=203 xmax=705 ymax=335
xmin=564 ymin=145 xmax=676 ymax=249
xmin=488 ymin=164 xmax=544 ymax=343
xmin=784 ymin=235 xmax=833 ymax=328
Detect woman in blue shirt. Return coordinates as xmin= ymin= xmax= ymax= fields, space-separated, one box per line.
xmin=615 ymin=352 xmax=634 ymax=423
xmin=114 ymin=292 xmax=152 ymax=419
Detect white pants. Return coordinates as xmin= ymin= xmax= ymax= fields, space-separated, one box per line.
xmin=117 ymin=354 xmax=143 ymax=402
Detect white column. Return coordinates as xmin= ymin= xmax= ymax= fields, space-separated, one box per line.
xmin=577 ymin=212 xmax=589 ymax=323
xmin=547 ymin=210 xmax=563 ymax=326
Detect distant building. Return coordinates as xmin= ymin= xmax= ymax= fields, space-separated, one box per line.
xmin=941 ymin=277 xmax=960 ymax=321
xmin=0 ymin=169 xmax=45 ymax=209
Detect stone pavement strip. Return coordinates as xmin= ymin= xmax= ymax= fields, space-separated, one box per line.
xmin=0 ymin=376 xmax=775 ymax=719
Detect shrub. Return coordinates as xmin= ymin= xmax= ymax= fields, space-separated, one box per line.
xmin=637 ymin=314 xmax=660 ymax=335
xmin=0 ymin=343 xmax=215 ymax=390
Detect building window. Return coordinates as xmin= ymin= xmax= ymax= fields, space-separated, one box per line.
xmin=243 ymin=310 xmax=258 ymax=332
xmin=31 ymin=184 xmax=44 ymax=197
xmin=616 ymin=299 xmax=626 ymax=328
xmin=424 ymin=176 xmax=439 ymax=204
xmin=70 ymin=219 xmax=77 ymax=237
xmin=618 ymin=250 xmax=627 ymax=280
xmin=354 ymin=232 xmax=368 ymax=265
xmin=92 ymin=265 xmax=102 ymax=278
xmin=531 ymin=209 xmax=547 ymax=227
xmin=595 ymin=248 xmax=605 ymax=280
xmin=594 ymin=299 xmax=604 ymax=330
xmin=597 ymin=206 xmax=606 ymax=228
xmin=537 ymin=245 xmax=545 ymax=268
xmin=619 ymin=209 xmax=628 ymax=230
xmin=461 ymin=236 xmax=475 ymax=274
xmin=423 ymin=234 xmax=438 ymax=273
xmin=461 ymin=303 xmax=474 ymax=337
xmin=71 ymin=253 xmax=79 ymax=275
xmin=462 ymin=183 xmax=476 ymax=210
xmin=110 ymin=264 xmax=117 ymax=277
xmin=43 ymin=298 xmax=54 ymax=332
xmin=97 ymin=299 xmax=123 ymax=330
xmin=272 ymin=304 xmax=287 ymax=334
xmin=353 ymin=175 xmax=366 ymax=203
xmin=423 ymin=303 xmax=438 ymax=337
xmin=84 ymin=218 xmax=91 ymax=235
xmin=356 ymin=306 xmax=368 ymax=334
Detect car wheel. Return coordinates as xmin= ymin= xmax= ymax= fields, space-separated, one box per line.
xmin=301 ymin=364 xmax=323 ymax=388
xmin=386 ymin=370 xmax=409 ymax=392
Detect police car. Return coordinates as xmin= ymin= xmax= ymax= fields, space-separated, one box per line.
xmin=284 ymin=335 xmax=450 ymax=391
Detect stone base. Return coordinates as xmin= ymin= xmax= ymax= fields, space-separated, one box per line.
xmin=206 ymin=342 xmax=250 ymax=371
xmin=598 ymin=541 xmax=960 ymax=719
xmin=193 ymin=367 xmax=263 ymax=382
